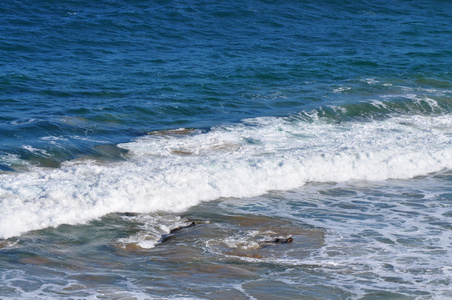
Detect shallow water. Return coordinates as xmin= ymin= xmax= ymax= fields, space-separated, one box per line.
xmin=1 ymin=173 xmax=452 ymax=299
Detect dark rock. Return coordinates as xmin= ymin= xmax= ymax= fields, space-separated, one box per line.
xmin=160 ymin=221 xmax=197 ymax=243
xmin=259 ymin=236 xmax=293 ymax=247
xmin=273 ymin=237 xmax=293 ymax=244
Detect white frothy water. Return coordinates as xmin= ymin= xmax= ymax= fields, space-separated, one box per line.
xmin=115 ymin=214 xmax=193 ymax=249
xmin=215 ymin=175 xmax=452 ymax=299
xmin=287 ymin=179 xmax=452 ymax=299
xmin=1 ymin=113 xmax=452 ymax=239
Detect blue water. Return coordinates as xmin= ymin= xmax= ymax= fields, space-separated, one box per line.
xmin=1 ymin=0 xmax=452 ymax=298
xmin=2 ymin=0 xmax=451 ymax=165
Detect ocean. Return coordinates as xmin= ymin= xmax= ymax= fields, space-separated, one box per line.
xmin=1 ymin=0 xmax=452 ymax=299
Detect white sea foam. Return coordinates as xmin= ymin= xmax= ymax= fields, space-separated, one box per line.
xmin=41 ymin=136 xmax=69 ymax=142
xmin=332 ymin=86 xmax=352 ymax=93
xmin=286 ymin=179 xmax=452 ymax=299
xmin=11 ymin=119 xmax=36 ymax=125
xmin=115 ymin=214 xmax=190 ymax=249
xmin=1 ymin=114 xmax=452 ymax=238
xmin=21 ymin=145 xmax=50 ymax=157
xmin=370 ymin=100 xmax=387 ymax=109
xmin=219 ymin=176 xmax=452 ymax=298
xmin=0 ymin=153 xmax=22 ymax=165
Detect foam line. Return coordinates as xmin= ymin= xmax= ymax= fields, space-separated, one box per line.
xmin=1 ymin=114 xmax=452 ymax=238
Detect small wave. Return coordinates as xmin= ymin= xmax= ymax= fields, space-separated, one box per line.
xmin=21 ymin=145 xmax=50 ymax=156
xmin=307 ymin=94 xmax=451 ymax=122
xmin=10 ymin=119 xmax=36 ymax=125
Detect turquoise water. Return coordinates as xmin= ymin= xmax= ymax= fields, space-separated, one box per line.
xmin=1 ymin=0 xmax=452 ymax=298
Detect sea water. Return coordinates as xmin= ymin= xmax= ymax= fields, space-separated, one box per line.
xmin=1 ymin=0 xmax=452 ymax=299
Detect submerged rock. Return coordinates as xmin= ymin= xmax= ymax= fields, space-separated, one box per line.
xmin=148 ymin=128 xmax=196 ymax=136
xmin=271 ymin=237 xmax=293 ymax=244
xmin=169 ymin=221 xmax=197 ymax=234
xmin=94 ymin=144 xmax=129 ymax=160
xmin=160 ymin=221 xmax=198 ymax=243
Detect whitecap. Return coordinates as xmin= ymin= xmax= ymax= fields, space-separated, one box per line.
xmin=1 ymin=113 xmax=452 ymax=238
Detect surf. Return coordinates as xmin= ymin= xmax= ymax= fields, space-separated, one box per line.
xmin=1 ymin=110 xmax=452 ymax=239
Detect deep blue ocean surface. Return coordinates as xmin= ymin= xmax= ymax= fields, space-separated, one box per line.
xmin=1 ymin=1 xmax=452 ymax=299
